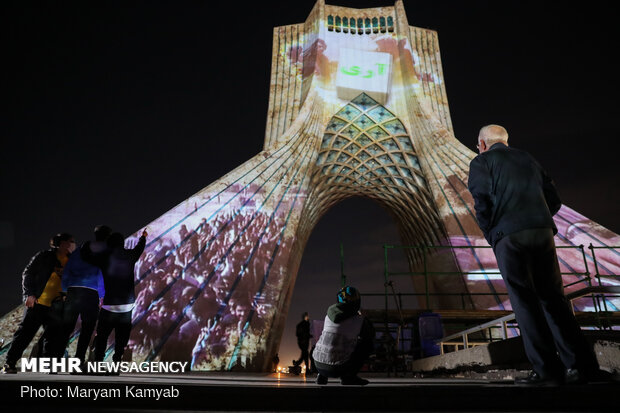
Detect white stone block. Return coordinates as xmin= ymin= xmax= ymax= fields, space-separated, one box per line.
xmin=336 ymin=48 xmax=392 ymax=104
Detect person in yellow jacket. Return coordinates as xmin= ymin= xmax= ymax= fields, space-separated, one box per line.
xmin=2 ymin=233 xmax=75 ymax=374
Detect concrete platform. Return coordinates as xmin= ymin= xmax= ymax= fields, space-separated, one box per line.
xmin=0 ymin=372 xmax=618 ymax=412
xmin=410 ymin=335 xmax=620 ymax=374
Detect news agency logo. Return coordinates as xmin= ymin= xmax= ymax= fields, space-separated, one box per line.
xmin=20 ymin=358 xmax=188 ymax=374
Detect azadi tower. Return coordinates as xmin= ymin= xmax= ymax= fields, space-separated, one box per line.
xmin=1 ymin=0 xmax=618 ymax=371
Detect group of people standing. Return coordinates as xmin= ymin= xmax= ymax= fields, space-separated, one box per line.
xmin=2 ymin=225 xmax=147 ymax=374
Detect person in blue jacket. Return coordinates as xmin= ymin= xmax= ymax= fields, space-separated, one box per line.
xmin=60 ymin=225 xmax=109 ymax=366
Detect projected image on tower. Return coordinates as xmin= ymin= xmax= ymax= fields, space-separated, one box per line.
xmin=56 ymin=7 xmax=619 ymax=373
xmin=120 ymin=18 xmax=413 ymax=371
xmin=127 ymin=103 xmax=277 ymax=370
xmin=126 ymin=172 xmax=303 ymax=370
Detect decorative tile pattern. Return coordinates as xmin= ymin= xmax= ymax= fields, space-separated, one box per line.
xmin=321 ymin=133 xmax=334 ymax=149
xmin=344 ymin=142 xmax=361 ymax=154
xmin=354 ymin=115 xmax=374 ymax=130
xmin=336 ymin=105 xmax=362 ymax=121
xmin=341 ymin=124 xmax=361 ymax=139
xmin=368 ymin=125 xmax=389 ymax=140
xmin=368 ymin=106 xmax=395 ymax=123
xmin=313 ymin=94 xmax=436 ymax=247
xmin=356 ymin=134 xmax=372 ymax=147
xmin=351 ymin=93 xmax=378 ymax=110
xmin=383 ymin=119 xmax=406 ymax=134
xmin=319 ymin=95 xmax=423 ymax=185
xmin=325 ymin=118 xmax=347 ymax=133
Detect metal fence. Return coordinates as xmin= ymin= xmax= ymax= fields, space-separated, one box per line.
xmin=369 ymin=243 xmax=620 ymax=313
xmin=359 ymin=243 xmax=620 ymax=355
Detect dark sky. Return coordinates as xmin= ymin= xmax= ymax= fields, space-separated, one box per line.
xmin=2 ymin=1 xmax=618 ymax=365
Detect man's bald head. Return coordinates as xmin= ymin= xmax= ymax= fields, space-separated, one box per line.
xmin=479 ymin=124 xmax=509 ymax=145
xmin=477 ymin=125 xmax=508 ymax=153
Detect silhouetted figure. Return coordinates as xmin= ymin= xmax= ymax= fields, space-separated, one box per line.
xmin=2 ymin=233 xmax=76 ymax=374
xmin=312 ymin=286 xmax=374 ymax=386
xmin=61 ymin=225 xmax=109 ymax=366
xmin=83 ymin=230 xmax=146 ymax=365
xmin=468 ymin=124 xmax=600 ymax=385
xmin=293 ymin=312 xmax=311 ymax=372
xmin=272 ymin=353 xmax=280 ymax=372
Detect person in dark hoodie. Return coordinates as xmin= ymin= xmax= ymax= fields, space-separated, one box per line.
xmin=293 ymin=312 xmax=311 ymax=372
xmin=83 ymin=229 xmax=146 ymax=364
xmin=60 ymin=225 xmax=109 ymax=367
xmin=312 ymin=286 xmax=374 ymax=386
xmin=2 ymin=233 xmax=76 ymax=374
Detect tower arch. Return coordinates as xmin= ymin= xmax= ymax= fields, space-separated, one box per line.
xmin=300 ymin=93 xmax=444 ymax=267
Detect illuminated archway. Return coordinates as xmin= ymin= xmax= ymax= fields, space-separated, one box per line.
xmin=303 ymin=93 xmax=443 ymax=262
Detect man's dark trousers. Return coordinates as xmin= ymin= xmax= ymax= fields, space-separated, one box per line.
xmin=94 ymin=309 xmax=132 ymax=362
xmin=6 ymin=304 xmax=60 ymax=367
xmin=63 ymin=287 xmax=100 ymax=362
xmin=295 ymin=340 xmax=310 ymax=370
xmin=494 ymin=227 xmax=599 ymax=378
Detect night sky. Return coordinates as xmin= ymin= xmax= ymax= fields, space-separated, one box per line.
xmin=2 ymin=1 xmax=618 ymax=367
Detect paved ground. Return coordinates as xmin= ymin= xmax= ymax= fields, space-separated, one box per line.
xmin=0 ymin=372 xmax=617 ymax=412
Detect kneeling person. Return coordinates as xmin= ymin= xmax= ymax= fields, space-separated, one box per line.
xmin=312 ymin=286 xmax=374 ymax=385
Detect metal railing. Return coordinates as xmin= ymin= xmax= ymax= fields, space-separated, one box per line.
xmin=360 ymin=243 xmax=620 ymax=357
xmin=380 ymin=244 xmax=608 ymax=310
xmin=437 ymin=285 xmax=620 ymax=354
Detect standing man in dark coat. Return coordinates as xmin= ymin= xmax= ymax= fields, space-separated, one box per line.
xmin=83 ymin=230 xmax=146 ymax=365
xmin=467 ymin=124 xmax=600 ymax=385
xmin=293 ymin=312 xmax=311 ymax=373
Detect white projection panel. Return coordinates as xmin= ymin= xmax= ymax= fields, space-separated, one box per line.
xmin=336 ymin=48 xmax=392 ymax=104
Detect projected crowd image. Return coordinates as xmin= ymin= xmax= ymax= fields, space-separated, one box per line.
xmin=120 ymin=178 xmax=303 ymax=370
xmin=448 ymin=205 xmax=620 ymax=313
